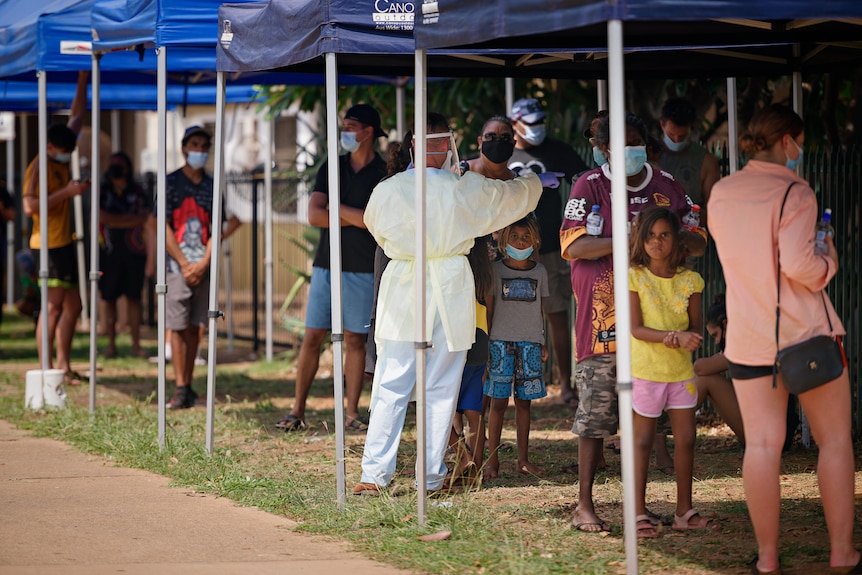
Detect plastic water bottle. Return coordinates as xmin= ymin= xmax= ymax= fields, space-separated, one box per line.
xmin=681 ymin=204 xmax=701 ymax=232
xmin=586 ymin=205 xmax=604 ymax=236
xmin=814 ymin=208 xmax=833 ymax=255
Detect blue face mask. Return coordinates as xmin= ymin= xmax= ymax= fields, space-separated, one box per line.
xmin=592 ymin=146 xmax=607 ymax=167
xmin=505 ymin=244 xmax=534 ymax=261
xmin=340 ymin=131 xmax=360 ymax=153
xmin=624 ymin=145 xmax=647 ymax=176
xmin=785 ymin=138 xmax=804 ymax=171
xmin=518 ymin=123 xmax=546 ymax=146
xmin=53 ymin=152 xmax=72 ymax=164
xmin=662 ymin=132 xmax=689 ymax=152
xmin=187 ymin=151 xmax=208 ymax=170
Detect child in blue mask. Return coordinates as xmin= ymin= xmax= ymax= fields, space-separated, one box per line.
xmin=484 ymin=214 xmax=549 ymax=480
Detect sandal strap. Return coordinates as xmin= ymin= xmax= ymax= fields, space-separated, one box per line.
xmin=675 ymin=508 xmax=699 ymax=524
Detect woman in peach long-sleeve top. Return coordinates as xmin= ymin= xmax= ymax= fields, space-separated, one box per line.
xmin=709 ymin=104 xmax=858 ymax=575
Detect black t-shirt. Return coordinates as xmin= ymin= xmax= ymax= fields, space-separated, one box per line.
xmin=508 ymin=137 xmax=587 ymax=254
xmin=311 ymin=153 xmax=387 ymax=273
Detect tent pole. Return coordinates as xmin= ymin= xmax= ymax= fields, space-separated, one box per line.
xmin=597 ymin=79 xmax=608 ymax=111
xmin=223 ymin=240 xmax=234 ymax=353
xmin=110 ymin=110 xmax=120 ymax=152
xmin=89 ymin=54 xmax=102 ymax=413
xmin=414 ymin=47 xmax=428 ymax=527
xmin=38 ymin=71 xmax=49 ymax=373
xmin=5 ymin=125 xmax=13 ymax=309
xmin=156 ymin=47 xmax=168 ymax=448
xmin=72 ymin=164 xmax=88 ymax=334
xmin=396 ymin=82 xmax=405 ymax=141
xmin=726 ymin=78 xmax=739 ymax=174
xmin=608 ymin=20 xmax=638 ymax=575
xmin=264 ymin=114 xmax=274 ymax=362
xmin=791 ymin=47 xmax=812 ymax=448
xmin=792 ymin=46 xmax=803 ymax=117
xmin=325 ymin=51 xmax=347 ymax=509
xmin=205 ymin=71 xmax=228 ymax=454
xmin=505 ymin=77 xmax=514 ymax=116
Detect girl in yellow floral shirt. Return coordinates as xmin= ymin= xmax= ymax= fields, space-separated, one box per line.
xmin=628 ymin=207 xmax=714 ymax=538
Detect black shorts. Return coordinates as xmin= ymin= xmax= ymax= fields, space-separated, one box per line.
xmin=33 ymin=244 xmax=78 ymax=288
xmin=99 ymin=251 xmax=146 ymax=301
xmin=727 ymin=361 xmax=774 ymax=380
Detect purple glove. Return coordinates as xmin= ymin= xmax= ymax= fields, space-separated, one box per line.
xmin=537 ymin=171 xmax=565 ymax=189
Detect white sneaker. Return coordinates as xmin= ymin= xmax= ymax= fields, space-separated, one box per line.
xmin=194 ymin=355 xmax=206 ymax=366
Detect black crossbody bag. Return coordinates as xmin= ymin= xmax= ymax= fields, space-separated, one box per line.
xmin=773 ymin=183 xmax=844 ymax=394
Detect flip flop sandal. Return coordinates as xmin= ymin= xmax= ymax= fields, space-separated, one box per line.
xmin=572 ymin=520 xmax=611 ymax=533
xmin=635 ymin=515 xmax=660 ymax=538
xmin=346 ymin=415 xmax=369 ymax=431
xmin=749 ymin=554 xmax=783 ymax=575
xmin=830 ymin=550 xmax=862 ymax=574
xmin=672 ymin=508 xmax=717 ymax=531
xmin=275 ymin=414 xmax=307 ymax=432
xmin=65 ymin=370 xmax=87 ymax=386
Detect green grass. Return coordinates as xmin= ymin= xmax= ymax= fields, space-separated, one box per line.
xmin=0 ymin=313 xmax=858 ymax=574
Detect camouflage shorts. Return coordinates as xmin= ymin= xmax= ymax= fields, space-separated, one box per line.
xmin=572 ymin=355 xmax=619 ymax=438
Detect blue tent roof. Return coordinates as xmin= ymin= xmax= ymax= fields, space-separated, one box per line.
xmin=217 ymin=0 xmax=862 ymax=79
xmin=38 ymin=0 xmax=161 ymax=75
xmin=0 ymin=79 xmax=261 ymax=111
xmin=217 ymin=0 xmax=415 ymax=73
xmin=0 ymin=0 xmax=81 ymax=78
xmin=91 ymin=0 xmax=264 ymax=51
xmin=413 ymin=0 xmax=862 ymax=73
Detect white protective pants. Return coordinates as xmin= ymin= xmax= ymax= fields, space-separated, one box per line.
xmin=360 ymin=313 xmax=467 ymax=491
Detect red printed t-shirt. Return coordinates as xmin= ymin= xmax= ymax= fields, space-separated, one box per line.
xmin=559 ymin=163 xmax=695 ymax=362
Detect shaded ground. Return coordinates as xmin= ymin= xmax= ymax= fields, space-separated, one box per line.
xmin=2 ymin=316 xmax=861 ymax=574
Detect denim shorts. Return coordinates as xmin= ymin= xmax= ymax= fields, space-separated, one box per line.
xmin=305 ymin=267 xmax=374 ymax=334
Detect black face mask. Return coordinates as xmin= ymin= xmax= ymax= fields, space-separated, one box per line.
xmin=481 ymin=140 xmax=515 ymax=165
xmin=107 ymin=164 xmax=126 ymax=179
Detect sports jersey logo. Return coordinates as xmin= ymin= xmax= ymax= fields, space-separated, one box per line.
xmin=652 ymin=192 xmax=671 ymax=207
xmin=564 ymin=197 xmax=588 ymax=221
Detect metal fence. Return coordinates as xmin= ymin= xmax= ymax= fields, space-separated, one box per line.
xmin=215 ymin=171 xmax=311 ymax=354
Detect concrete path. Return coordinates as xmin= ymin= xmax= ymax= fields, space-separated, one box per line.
xmin=0 ymin=419 xmax=411 ymax=575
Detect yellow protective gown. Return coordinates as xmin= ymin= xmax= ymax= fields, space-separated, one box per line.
xmin=364 ymin=168 xmax=542 ymax=352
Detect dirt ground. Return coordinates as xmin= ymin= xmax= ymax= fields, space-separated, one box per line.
xmin=4 ymin=323 xmax=862 ymax=574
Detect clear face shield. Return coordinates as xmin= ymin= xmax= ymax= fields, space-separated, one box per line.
xmin=414 ymin=131 xmax=460 ymax=174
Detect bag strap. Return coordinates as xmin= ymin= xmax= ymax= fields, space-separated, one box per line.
xmin=773 ymin=183 xmax=834 ymax=388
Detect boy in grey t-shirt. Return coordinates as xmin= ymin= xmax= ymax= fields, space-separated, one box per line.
xmin=483 ymin=216 xmax=549 ymax=480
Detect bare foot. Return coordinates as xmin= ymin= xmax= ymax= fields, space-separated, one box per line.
xmin=518 ymin=461 xmax=544 ymax=476
xmin=483 ymin=466 xmax=499 ymax=481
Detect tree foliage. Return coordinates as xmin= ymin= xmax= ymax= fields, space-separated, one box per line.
xmin=256 ymin=72 xmax=860 ymax=170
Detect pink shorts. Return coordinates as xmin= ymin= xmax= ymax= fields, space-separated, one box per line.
xmin=632 ymin=377 xmax=698 ymax=418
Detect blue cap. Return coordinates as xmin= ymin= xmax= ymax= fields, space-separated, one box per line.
xmin=510 ymin=98 xmax=546 ymax=124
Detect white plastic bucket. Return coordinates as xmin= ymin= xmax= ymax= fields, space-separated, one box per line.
xmin=24 ymin=369 xmax=67 ymax=410
xmin=24 ymin=370 xmax=44 ymax=410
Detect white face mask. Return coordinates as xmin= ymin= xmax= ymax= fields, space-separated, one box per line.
xmin=517 ymin=123 xmax=546 ymax=146
xmin=340 ymin=131 xmax=360 ymax=153
xmin=187 ymin=151 xmax=208 ymax=170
